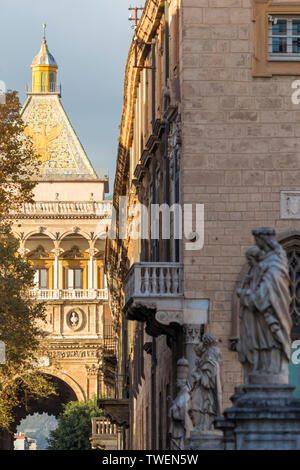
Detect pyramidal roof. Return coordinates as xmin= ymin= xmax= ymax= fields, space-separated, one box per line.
xmin=31 ymin=39 xmax=57 ymax=67
xmin=22 ymin=95 xmax=98 ymax=180
xmin=21 ymin=37 xmax=98 ymax=181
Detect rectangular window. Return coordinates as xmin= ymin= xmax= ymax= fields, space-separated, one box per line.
xmin=253 ymin=0 xmax=300 ymax=76
xmin=66 ymin=269 xmax=83 ymax=289
xmin=269 ymin=17 xmax=300 ymax=60
xmin=34 ymin=268 xmax=48 ymax=289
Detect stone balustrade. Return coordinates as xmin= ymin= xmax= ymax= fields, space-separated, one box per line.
xmin=92 ymin=417 xmax=118 ymax=436
xmin=10 ymin=201 xmax=112 ymax=218
xmin=28 ymin=288 xmax=108 ymax=300
xmin=125 ymin=262 xmax=184 ymax=304
xmin=90 ymin=417 xmax=119 ymax=450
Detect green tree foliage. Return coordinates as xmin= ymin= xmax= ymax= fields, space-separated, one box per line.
xmin=47 ymin=399 xmax=103 ymax=450
xmin=0 ymin=90 xmax=39 ymax=219
xmin=0 ymin=91 xmax=54 ymax=430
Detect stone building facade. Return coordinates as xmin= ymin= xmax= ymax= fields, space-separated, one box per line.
xmin=107 ymin=0 xmax=300 ymax=450
xmin=0 ymin=37 xmax=116 ymax=449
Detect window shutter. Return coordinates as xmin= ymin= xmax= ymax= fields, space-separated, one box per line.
xmin=40 ymin=269 xmax=48 ymax=289
xmin=74 ymin=269 xmax=82 ymax=289
xmin=67 ymin=269 xmax=73 ymax=289
xmin=34 ymin=270 xmax=39 ymax=287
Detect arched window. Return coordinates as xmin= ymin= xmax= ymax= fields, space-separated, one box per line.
xmin=49 ymin=72 xmax=55 ymax=92
xmin=280 ymin=235 xmax=300 ymax=398
xmin=280 ymin=234 xmax=300 ymax=339
xmin=41 ymin=72 xmax=47 ymax=92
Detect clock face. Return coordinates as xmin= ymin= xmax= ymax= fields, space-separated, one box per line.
xmin=22 ymin=95 xmax=96 ymax=179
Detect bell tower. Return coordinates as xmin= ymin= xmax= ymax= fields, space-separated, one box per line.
xmin=12 ymin=27 xmax=115 ymax=415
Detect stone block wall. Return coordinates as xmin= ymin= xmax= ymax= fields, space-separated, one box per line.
xmin=181 ymin=0 xmax=300 ymax=407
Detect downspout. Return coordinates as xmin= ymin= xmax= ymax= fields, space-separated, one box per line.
xmin=151 ymin=39 xmax=156 ymax=132
xmin=164 ymin=0 xmax=170 ymax=262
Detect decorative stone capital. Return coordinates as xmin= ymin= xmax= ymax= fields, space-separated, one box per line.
xmin=183 ymin=324 xmax=202 ymax=345
xmin=85 ymin=364 xmax=100 ymax=377
xmin=53 ymin=248 xmax=61 ymax=257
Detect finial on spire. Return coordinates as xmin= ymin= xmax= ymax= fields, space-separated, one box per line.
xmin=42 ymin=23 xmax=47 ymax=41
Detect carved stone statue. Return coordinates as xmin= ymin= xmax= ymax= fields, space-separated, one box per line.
xmin=168 ymin=358 xmax=191 ymax=450
xmin=70 ymin=311 xmax=79 ymax=327
xmin=188 ymin=334 xmax=222 ymax=433
xmin=237 ymin=246 xmax=262 ymax=381
xmin=237 ymin=227 xmax=292 ymax=383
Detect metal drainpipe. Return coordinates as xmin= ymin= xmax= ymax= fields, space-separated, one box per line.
xmin=164 ymin=1 xmax=170 ymax=262
xmin=165 ymin=0 xmax=170 ymax=84
xmin=151 ymin=39 xmax=156 ymax=132
xmin=151 ymin=337 xmax=157 ymax=449
xmin=165 ymin=122 xmax=170 ymax=262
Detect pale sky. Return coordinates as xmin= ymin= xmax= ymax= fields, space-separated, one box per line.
xmin=0 ymin=0 xmax=135 ymax=193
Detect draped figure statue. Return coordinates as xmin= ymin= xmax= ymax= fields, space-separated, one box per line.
xmin=237 ymin=227 xmax=292 ymax=382
xmin=168 ymin=358 xmax=192 ymax=450
xmin=188 ymin=334 xmax=222 ymax=432
xmin=237 ymin=246 xmax=262 ymax=381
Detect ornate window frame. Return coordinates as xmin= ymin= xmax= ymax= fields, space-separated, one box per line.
xmin=252 ymin=0 xmax=300 ymax=76
xmin=279 ymin=232 xmax=300 ymax=338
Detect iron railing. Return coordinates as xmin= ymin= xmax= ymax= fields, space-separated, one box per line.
xmin=26 ymin=83 xmax=62 ymax=94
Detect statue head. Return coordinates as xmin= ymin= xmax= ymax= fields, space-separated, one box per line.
xmin=246 ymin=246 xmax=262 ymax=267
xmin=202 ymin=333 xmax=218 ymax=348
xmin=176 ymin=357 xmax=189 ymax=389
xmin=252 ymin=227 xmax=277 ymax=252
xmin=195 ymin=333 xmax=218 ymax=358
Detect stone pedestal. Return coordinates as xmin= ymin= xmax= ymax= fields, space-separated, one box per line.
xmin=215 ymin=384 xmax=300 ymax=450
xmin=186 ymin=430 xmax=224 ymax=450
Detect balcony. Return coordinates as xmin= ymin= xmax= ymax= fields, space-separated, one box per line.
xmin=124 ymin=262 xmax=184 ymax=340
xmin=9 ymin=201 xmax=112 ymax=219
xmin=28 ymin=288 xmax=108 ymax=301
xmin=26 ymin=83 xmax=62 ymax=95
xmin=97 ymin=399 xmax=129 ymax=429
xmin=90 ymin=417 xmax=119 ymax=450
xmin=125 ymin=262 xmax=183 ymax=301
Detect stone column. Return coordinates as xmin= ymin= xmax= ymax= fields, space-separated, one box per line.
xmin=183 ymin=324 xmax=202 ymax=383
xmin=53 ymin=249 xmax=60 ymax=298
xmin=86 ymin=364 xmax=100 ymax=399
xmin=53 ymin=250 xmax=59 ymax=289
xmin=88 ymin=250 xmax=95 ymax=290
